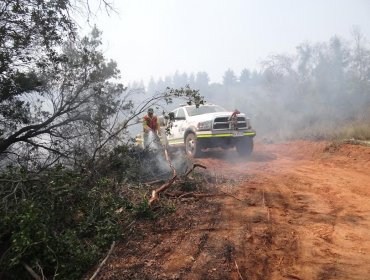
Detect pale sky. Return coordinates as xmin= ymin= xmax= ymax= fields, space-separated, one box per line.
xmin=82 ymin=0 xmax=370 ymax=84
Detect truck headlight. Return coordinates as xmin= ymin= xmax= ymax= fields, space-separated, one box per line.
xmin=197 ymin=120 xmax=213 ymax=131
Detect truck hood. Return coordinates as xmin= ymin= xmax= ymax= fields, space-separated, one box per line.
xmin=188 ymin=112 xmax=246 ymax=122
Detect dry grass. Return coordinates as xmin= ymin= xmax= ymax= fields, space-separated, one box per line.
xmin=256 ymin=107 xmax=370 ymax=143
xmin=266 ymin=119 xmax=370 ymax=142
xmin=334 ymin=122 xmax=370 ymax=140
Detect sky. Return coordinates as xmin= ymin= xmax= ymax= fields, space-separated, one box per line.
xmin=82 ymin=0 xmax=370 ymax=85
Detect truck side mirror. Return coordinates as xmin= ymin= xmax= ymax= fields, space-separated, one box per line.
xmin=168 ymin=112 xmax=175 ymax=120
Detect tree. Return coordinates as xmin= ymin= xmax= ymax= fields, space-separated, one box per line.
xmin=250 ymin=70 xmax=262 ymax=86
xmin=223 ymin=68 xmax=237 ymax=86
xmin=0 ymin=0 xmax=114 ymax=136
xmin=0 ymin=0 xmax=117 ymax=161
xmin=195 ymin=71 xmax=210 ymax=90
xmin=172 ymin=71 xmax=188 ymax=87
xmin=0 ymin=27 xmax=123 ymax=162
xmin=261 ymin=54 xmax=296 ymax=89
xmin=0 ymin=0 xmax=74 ymax=138
xmin=164 ymin=75 xmax=173 ymax=88
xmin=0 ymin=24 xmax=203 ymax=166
xmin=349 ymin=28 xmax=370 ymax=100
xmin=239 ymin=68 xmax=251 ymax=84
xmin=296 ymin=42 xmax=313 ymax=80
xmin=0 ymin=2 xmax=205 ymax=279
xmin=188 ymin=73 xmax=196 ymax=88
xmin=147 ymin=77 xmax=157 ymax=94
xmin=156 ymin=77 xmax=165 ymax=91
xmin=350 ymin=27 xmax=370 ymax=84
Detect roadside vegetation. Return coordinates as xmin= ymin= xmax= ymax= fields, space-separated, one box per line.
xmin=0 ymin=1 xmax=203 ymax=279
xmin=0 ymin=145 xmax=199 ymax=279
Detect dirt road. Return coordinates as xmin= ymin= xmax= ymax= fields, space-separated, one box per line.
xmin=99 ymin=141 xmax=370 ymax=280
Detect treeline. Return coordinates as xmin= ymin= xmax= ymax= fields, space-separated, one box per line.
xmin=143 ymin=32 xmax=370 ymax=140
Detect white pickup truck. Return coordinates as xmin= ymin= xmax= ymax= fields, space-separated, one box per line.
xmin=161 ymin=104 xmax=256 ymax=157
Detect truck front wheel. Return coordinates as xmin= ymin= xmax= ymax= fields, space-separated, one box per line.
xmin=236 ymin=137 xmax=254 ymax=157
xmin=185 ymin=133 xmax=202 ymax=157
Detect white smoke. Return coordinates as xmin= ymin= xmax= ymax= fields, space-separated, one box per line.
xmin=145 ymin=130 xmax=190 ymax=176
xmin=146 ymin=130 xmax=161 ymax=151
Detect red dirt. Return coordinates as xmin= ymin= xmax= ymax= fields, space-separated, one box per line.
xmin=97 ymin=141 xmax=370 ymax=280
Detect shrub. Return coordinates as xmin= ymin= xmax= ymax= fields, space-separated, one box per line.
xmin=0 ymin=142 xmax=191 ymax=278
xmin=0 ymin=164 xmax=127 ymax=279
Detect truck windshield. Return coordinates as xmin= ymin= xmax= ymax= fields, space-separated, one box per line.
xmin=186 ymin=105 xmax=228 ymax=116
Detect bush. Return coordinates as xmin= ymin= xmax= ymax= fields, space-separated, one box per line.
xmin=0 ymin=140 xmax=190 ymax=279
xmin=95 ymin=144 xmax=172 ymax=183
xmin=0 ymin=144 xmax=166 ymax=279
xmin=0 ymin=164 xmax=127 ymax=279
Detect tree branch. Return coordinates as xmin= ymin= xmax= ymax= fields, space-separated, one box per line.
xmin=23 ymin=263 xmax=41 ymax=280
xmin=89 ymin=241 xmax=116 ymax=280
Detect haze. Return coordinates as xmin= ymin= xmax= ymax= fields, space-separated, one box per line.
xmin=85 ymin=0 xmax=370 ymax=84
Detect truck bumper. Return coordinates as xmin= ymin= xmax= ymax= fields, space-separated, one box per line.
xmin=196 ymin=131 xmax=256 ymax=138
xmin=195 ymin=130 xmax=256 ymax=148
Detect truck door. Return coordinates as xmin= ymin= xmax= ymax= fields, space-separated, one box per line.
xmin=172 ymin=108 xmax=186 ymax=144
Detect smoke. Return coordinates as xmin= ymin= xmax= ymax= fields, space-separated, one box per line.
xmin=143 ymin=131 xmax=190 ymax=178
xmin=146 ymin=130 xmax=161 ymax=151
xmin=129 ymin=34 xmax=370 ymax=156
xmin=196 ymin=35 xmax=370 ymax=141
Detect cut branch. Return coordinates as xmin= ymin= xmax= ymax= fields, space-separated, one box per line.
xmin=147 ymin=163 xmax=208 ymax=206
xmin=184 ymin=163 xmax=207 ymax=178
xmin=149 ymin=175 xmax=177 ymax=207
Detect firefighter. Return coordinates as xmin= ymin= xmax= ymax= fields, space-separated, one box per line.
xmin=143 ymin=108 xmax=161 ymax=149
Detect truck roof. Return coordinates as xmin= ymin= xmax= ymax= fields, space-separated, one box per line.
xmin=180 ymin=103 xmax=217 ymax=107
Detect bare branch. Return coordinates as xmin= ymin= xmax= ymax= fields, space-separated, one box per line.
xmin=23 ymin=263 xmax=41 ymax=280
xmin=89 ymin=241 xmax=116 ymax=280
xmin=22 ymin=139 xmax=68 ymax=158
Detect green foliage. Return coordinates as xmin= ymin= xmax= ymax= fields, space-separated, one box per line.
xmin=94 ymin=145 xmax=141 ymax=182
xmin=133 ymin=198 xmax=155 ymax=219
xmin=96 ymin=144 xmax=170 ymax=182
xmin=161 ymin=85 xmax=204 ymax=107
xmin=0 ymin=1 xmax=206 ymax=279
xmin=0 ymin=142 xmax=186 ymax=279
xmin=0 ymin=1 xmax=129 ymax=165
xmin=0 ymin=165 xmax=125 ymax=279
xmin=0 ymin=0 xmax=75 ymax=127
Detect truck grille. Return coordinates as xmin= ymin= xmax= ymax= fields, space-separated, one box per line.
xmin=213 ymin=117 xmax=247 ymax=130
